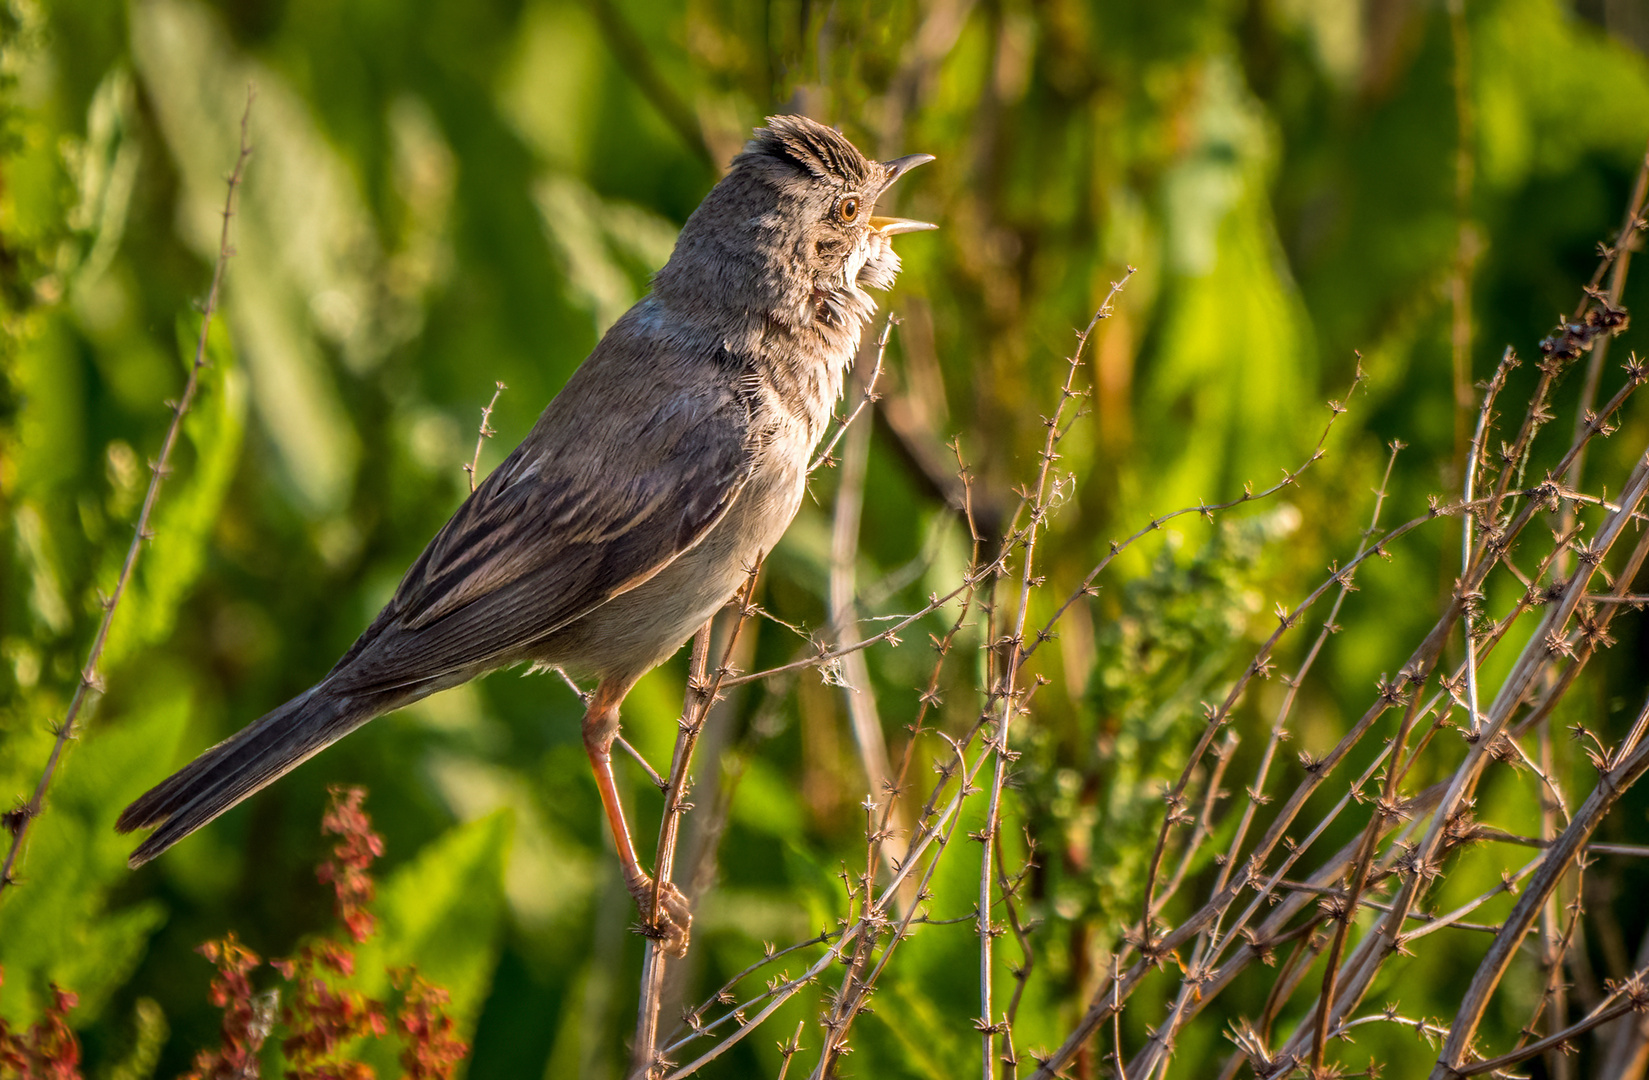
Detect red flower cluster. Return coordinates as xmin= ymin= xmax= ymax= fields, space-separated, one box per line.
xmin=0 ymin=972 xmax=81 ymax=1080
xmin=263 ymin=786 xmax=393 ymax=1079
xmin=183 ymin=934 xmax=269 ymax=1080
xmin=185 ymin=788 xmax=474 ymax=1080
xmin=392 ymin=972 xmax=467 ymax=1080
xmin=273 ymin=940 xmax=388 ymax=1080
xmin=316 ymin=787 xmax=386 ymax=945
xmin=4 ymin=788 xmax=469 ymax=1080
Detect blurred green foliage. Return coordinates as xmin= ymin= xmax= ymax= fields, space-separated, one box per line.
xmin=3 ymin=0 xmax=1649 ymax=1076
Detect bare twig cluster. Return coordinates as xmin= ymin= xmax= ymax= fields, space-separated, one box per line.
xmin=617 ymin=141 xmax=1649 ymax=1080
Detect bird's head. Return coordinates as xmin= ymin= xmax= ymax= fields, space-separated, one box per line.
xmin=656 ymin=115 xmax=934 ymax=333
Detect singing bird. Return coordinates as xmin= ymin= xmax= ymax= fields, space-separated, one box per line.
xmin=119 ymin=115 xmax=934 ymax=956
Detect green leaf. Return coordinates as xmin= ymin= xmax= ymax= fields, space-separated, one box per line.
xmin=105 ymin=997 xmax=169 ymax=1080
xmin=1474 ymin=0 xmax=1649 ymax=192
xmin=131 ymin=0 xmax=380 ymax=513
xmin=1141 ymin=60 xmax=1316 ymax=513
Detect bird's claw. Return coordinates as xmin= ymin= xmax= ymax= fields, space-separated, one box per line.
xmin=628 ymin=873 xmax=692 ymax=958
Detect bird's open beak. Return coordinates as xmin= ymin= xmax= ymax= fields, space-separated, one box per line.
xmin=870 ymin=216 xmax=939 ymax=235
xmin=874 ymin=153 xmax=937 ymax=234
xmin=882 ymin=152 xmax=936 ymax=184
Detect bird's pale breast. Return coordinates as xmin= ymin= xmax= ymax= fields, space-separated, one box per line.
xmin=530 ymin=379 xmax=821 ymax=684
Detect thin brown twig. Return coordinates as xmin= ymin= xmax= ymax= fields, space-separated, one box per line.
xmin=978 ymin=270 xmax=1134 ymax=1078
xmin=552 ymin=666 xmax=668 ymax=791
xmin=774 ymin=1021 xmax=806 ymax=1080
xmin=632 ymin=624 xmax=714 ymax=1078
xmin=861 ymin=439 xmax=982 ymax=905
xmin=1312 ymin=577 xmax=1446 ymax=1073
xmin=683 ymin=575 xmax=1066 ymax=1076
xmin=0 ymin=87 xmax=255 ymax=900
xmin=1049 ymin=407 xmax=1641 ymax=1079
xmin=1460 ymin=349 xmax=1514 ymax=738
xmin=669 ymin=931 xmax=835 ymax=1049
xmin=731 ymin=363 xmax=1365 ymax=700
xmin=810 ymin=314 xmax=894 ymax=473
xmin=1025 ymin=168 xmax=1645 ymax=1080
xmin=463 ymin=381 xmax=506 ymax=494
xmin=994 ymin=829 xmax=1037 ymax=1080
xmin=808 ymin=735 xmax=984 ymax=1077
xmin=761 ymin=452 xmax=987 ymax=1077
xmin=1211 ymin=438 xmax=1403 ymax=906
xmin=633 ymin=568 xmax=763 ymax=1077
xmin=823 ymin=328 xmax=904 ymax=898
xmin=1220 ymin=357 xmax=1642 ymax=1075
xmin=1280 ymin=509 xmax=1641 ymax=1067
xmin=662 ymin=721 xmax=987 ymax=1077
xmin=1134 ymin=364 xmax=1367 ymax=954
xmin=1523 ymin=685 xmax=1613 ymax=1034
xmin=617 ymin=737 xmax=668 ymax=792
xmin=1452 ymin=965 xmax=1649 ymax=1078
xmin=1563 ymin=137 xmax=1649 ymax=502
xmin=1134 ymin=757 xmax=1444 ymax=1078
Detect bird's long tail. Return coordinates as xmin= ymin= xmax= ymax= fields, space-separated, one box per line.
xmin=117 ymin=683 xmax=377 ymax=867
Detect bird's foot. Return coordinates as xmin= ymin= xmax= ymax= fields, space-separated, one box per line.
xmin=627 ymin=872 xmax=692 ymax=958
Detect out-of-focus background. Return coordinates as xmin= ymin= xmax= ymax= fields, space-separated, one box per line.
xmin=3 ymin=0 xmax=1648 ymax=1076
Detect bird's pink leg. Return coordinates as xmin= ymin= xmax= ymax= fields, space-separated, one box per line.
xmin=582 ymin=677 xmax=691 ymax=957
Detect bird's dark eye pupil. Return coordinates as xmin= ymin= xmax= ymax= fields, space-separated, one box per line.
xmin=840 ymin=197 xmax=858 ymax=222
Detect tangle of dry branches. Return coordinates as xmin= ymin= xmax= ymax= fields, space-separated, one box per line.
xmin=617 ymin=138 xmax=1649 ymax=1080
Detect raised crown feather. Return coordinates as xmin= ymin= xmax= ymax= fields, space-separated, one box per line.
xmin=740 ymin=115 xmax=871 ymax=187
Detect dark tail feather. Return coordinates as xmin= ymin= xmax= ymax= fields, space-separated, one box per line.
xmin=117 ymin=684 xmax=374 ymax=867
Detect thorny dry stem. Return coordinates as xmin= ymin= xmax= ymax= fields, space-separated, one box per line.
xmin=824 ymin=323 xmax=906 ymax=899
xmin=463 ymin=381 xmax=507 ymax=494
xmin=1563 ymin=136 xmax=1649 ymax=506
xmin=633 ymin=568 xmax=763 ymax=1077
xmin=650 ymin=426 xmax=986 ymax=1080
xmin=810 ymin=314 xmax=894 ymax=474
xmin=1435 ymin=692 xmax=1649 ymax=1077
xmin=978 ymin=269 xmax=1136 ymax=1079
xmin=0 ymin=88 xmax=255 ymax=901
xmin=1278 ymin=271 xmax=1646 ymax=1080
xmin=1454 ymin=963 xmax=1649 ymax=1078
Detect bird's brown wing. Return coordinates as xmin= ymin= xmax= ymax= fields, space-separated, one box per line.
xmin=324 ymin=363 xmax=756 ymax=694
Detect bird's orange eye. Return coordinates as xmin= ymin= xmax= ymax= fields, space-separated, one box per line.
xmin=838 ymin=196 xmax=860 ymax=223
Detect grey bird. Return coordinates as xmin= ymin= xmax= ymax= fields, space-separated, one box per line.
xmin=117 ymin=115 xmax=934 ymax=957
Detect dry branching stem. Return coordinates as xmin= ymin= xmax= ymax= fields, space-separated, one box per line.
xmin=0 ymin=88 xmax=255 ymax=897
xmin=463 ymin=381 xmax=507 ymax=494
